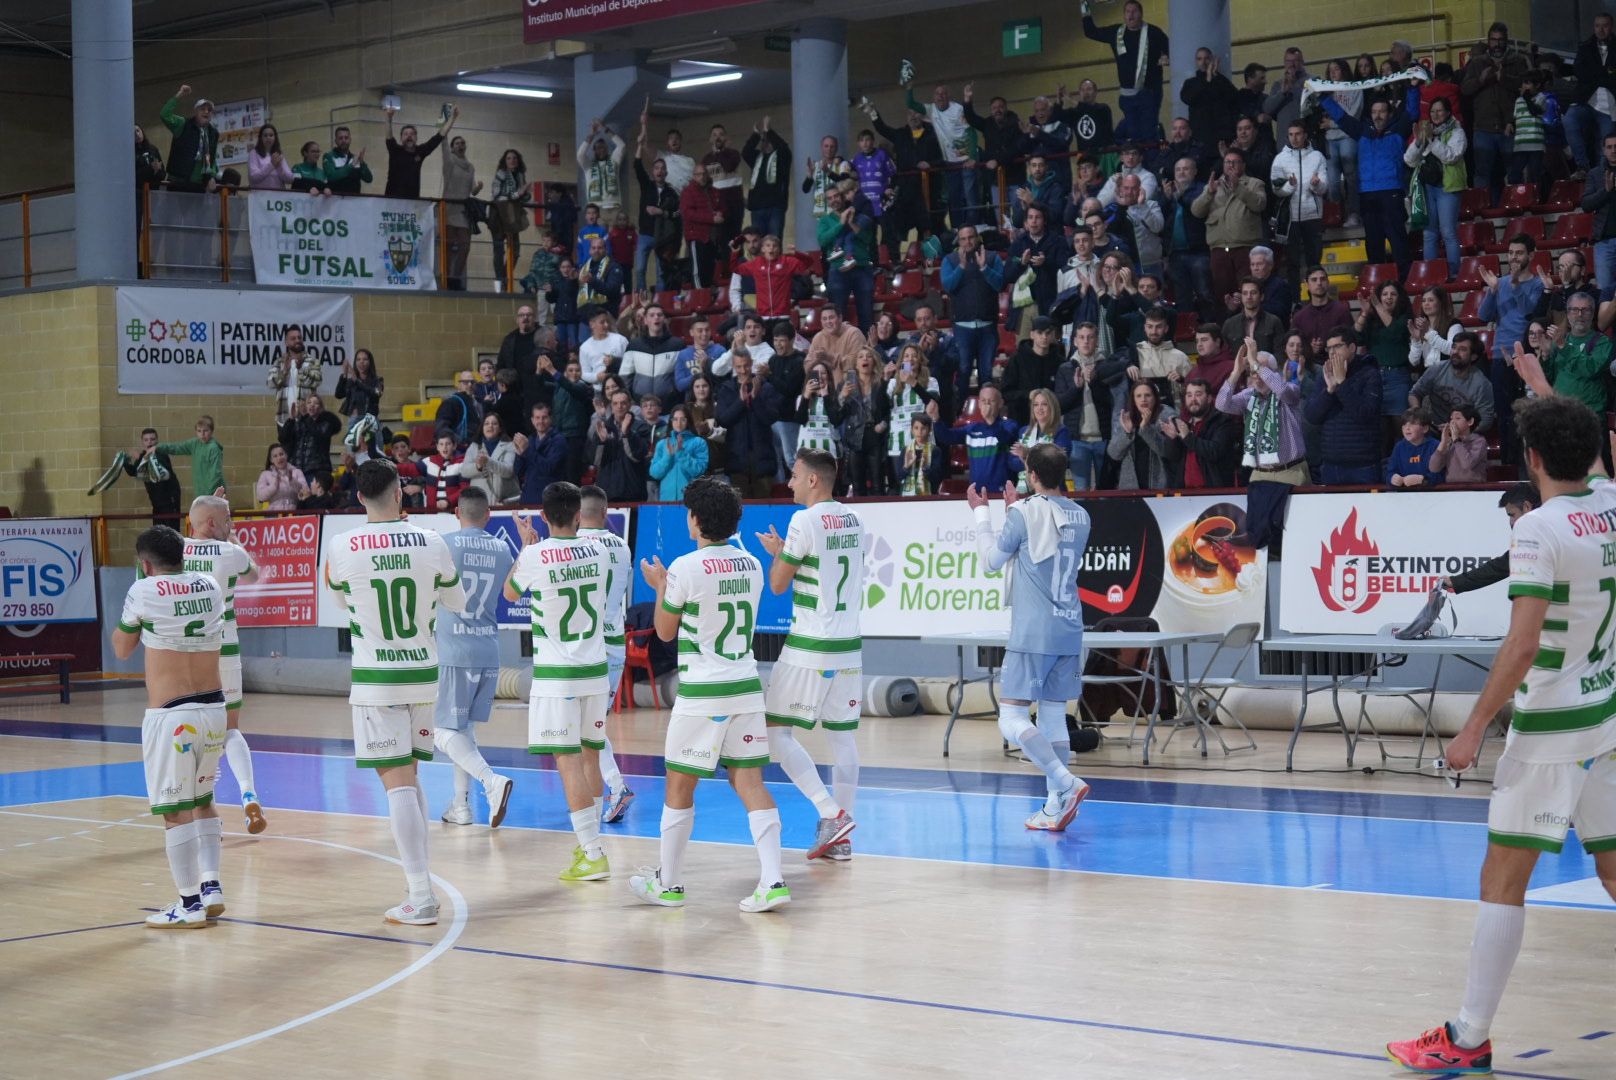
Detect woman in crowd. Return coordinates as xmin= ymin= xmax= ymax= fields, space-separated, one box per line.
xmin=135 ymin=124 xmax=165 ymax=244
xmin=1409 ymin=285 xmax=1462 ymax=369
xmin=459 ymin=413 xmax=519 ymax=504
xmin=255 ymin=443 xmax=308 ymax=511
xmin=1404 ymin=97 xmax=1468 ymax=270
xmin=1095 ymin=254 xmax=1139 ymax=360
xmin=291 ymin=141 xmax=331 ymax=195
xmin=1355 ymin=280 xmax=1413 ymax=445
xmin=1280 ymin=329 xmax=1324 ymax=482
xmin=336 ymin=348 xmax=384 ymax=423
xmin=442 ymin=134 xmax=481 ymax=291
xmin=796 ymin=360 xmax=843 ymax=459
xmin=840 ymin=347 xmax=891 ymax=496
xmin=1321 ymin=58 xmax=1362 ymax=229
xmin=490 ymin=148 xmax=530 ymax=289
xmin=686 ymin=373 xmax=725 ymax=475
xmin=1107 ymin=381 xmax=1180 ymax=491
xmin=885 ymin=343 xmax=937 ymax=491
xmin=866 ymin=310 xmax=905 ymax=363
xmin=1013 ymin=388 xmax=1072 ymax=494
xmin=1217 ymin=339 xmax=1309 ymax=548
xmin=648 ymin=404 xmax=709 ymax=502
xmin=248 ymin=124 xmax=292 ymax=190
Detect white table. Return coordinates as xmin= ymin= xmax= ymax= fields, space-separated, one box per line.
xmin=923 ymin=629 xmax=1225 ymax=761
xmin=1260 ymin=634 xmax=1501 ymax=771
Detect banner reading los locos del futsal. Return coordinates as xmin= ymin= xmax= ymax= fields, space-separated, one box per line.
xmin=247 ymin=191 xmax=436 ymax=290
xmin=116 ymin=286 xmax=354 ymax=395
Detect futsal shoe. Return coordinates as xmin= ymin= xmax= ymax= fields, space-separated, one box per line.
xmin=560 ymin=846 xmax=611 ymax=881
xmin=385 ymin=897 xmax=439 ymax=925
xmin=826 ymin=840 xmax=852 ymax=862
xmin=242 ymin=794 xmax=268 ymax=835
xmin=441 ymin=800 xmax=474 ymax=826
xmin=201 ymin=881 xmax=225 ymax=918
xmin=1026 ymin=781 xmax=1090 ymax=831
xmin=806 ymin=810 xmax=856 ymax=860
xmin=1386 ymin=1024 xmax=1493 ymax=1075
xmin=602 ymin=787 xmax=635 ymax=824
xmin=629 ymin=867 xmax=686 ymax=908
xmin=484 ymin=774 xmax=514 ymax=829
xmin=739 ymin=882 xmax=792 ymax=913
xmin=146 ymin=900 xmax=207 ymax=929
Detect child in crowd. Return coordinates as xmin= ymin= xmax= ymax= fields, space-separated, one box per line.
xmin=547 ymin=258 xmax=582 ymax=352
xmin=1508 ymin=69 xmax=1554 ymax=188
xmin=420 ymin=430 xmax=466 ymax=511
xmin=901 ymin=414 xmax=947 ymax=495
xmin=608 ymin=209 xmax=638 ymax=271
xmin=519 ymin=229 xmax=561 ymax=298
xmin=160 ymin=415 xmax=227 ymax=500
xmin=574 ymin=202 xmax=607 ymax=265
xmin=1429 ymin=403 xmax=1488 ymax=483
xmin=1385 ymin=408 xmax=1445 ymax=488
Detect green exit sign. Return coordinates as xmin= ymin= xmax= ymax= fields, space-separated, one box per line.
xmin=764 ymin=33 xmax=792 ymax=52
xmin=1002 ymin=18 xmax=1041 ymax=57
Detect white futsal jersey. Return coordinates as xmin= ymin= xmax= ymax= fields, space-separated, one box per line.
xmin=1507 ymin=482 xmax=1616 ymax=763
xmin=118 ymin=571 xmax=225 ymax=653
xmin=664 ymin=544 xmax=765 ymax=715
xmin=777 ymin=501 xmax=865 ymax=672
xmin=324 ymin=520 xmax=464 ymax=706
xmin=581 ymin=526 xmax=630 ymax=659
xmin=182 ymin=537 xmax=255 ymax=658
xmin=508 ymin=534 xmax=611 ymax=697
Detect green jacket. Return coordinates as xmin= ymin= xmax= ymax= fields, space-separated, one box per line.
xmin=320 ymin=150 xmax=373 ymax=187
xmin=1544 ymin=333 xmax=1614 ymax=414
xmin=817 ymin=210 xmax=877 ymax=267
xmin=159 ymin=97 xmax=218 ymax=185
xmin=520 ymin=250 xmax=562 ymax=296
xmin=158 ymin=436 xmax=225 ymax=498
xmin=292 ymin=161 xmax=328 ymax=187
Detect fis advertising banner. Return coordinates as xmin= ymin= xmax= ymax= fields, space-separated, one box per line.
xmin=1279 ymin=491 xmax=1511 ymax=636
xmin=247 ymin=191 xmax=437 ymax=290
xmin=0 ymin=519 xmax=97 ymax=624
xmin=115 ymin=286 xmax=354 ymax=395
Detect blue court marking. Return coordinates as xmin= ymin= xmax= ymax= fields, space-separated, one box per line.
xmin=1518 ymin=1049 xmax=1553 ymax=1058
xmin=102 ymin=909 xmax=1594 ymax=1080
xmin=0 ymin=921 xmax=143 ymax=946
xmin=1579 ymin=1031 xmax=1612 ymax=1040
xmin=1 ymin=756 xmax=1607 ymax=908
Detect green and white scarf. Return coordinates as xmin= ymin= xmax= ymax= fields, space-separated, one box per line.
xmin=1116 ymin=22 xmax=1150 ymax=95
xmin=1242 ymin=388 xmax=1284 ymax=468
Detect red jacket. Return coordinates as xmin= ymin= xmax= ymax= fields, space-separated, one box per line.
xmin=680 ymin=182 xmax=725 ymax=243
xmin=732 ymin=254 xmax=809 ymax=316
xmin=1419 ymin=80 xmax=1462 ymax=124
xmin=608 ymin=225 xmax=637 ymax=268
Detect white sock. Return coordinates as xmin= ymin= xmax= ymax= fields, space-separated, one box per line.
xmin=570 ymin=805 xmax=603 ymax=860
xmin=196 ymin=816 xmax=223 ymax=884
xmin=414 ymin=781 xmax=430 ymax=824
xmin=223 ymin=728 xmax=257 ymax=800
xmin=598 ymin=734 xmax=626 ymax=796
xmin=748 ymin=808 xmax=784 ymax=888
xmin=452 ymin=765 xmax=471 ymax=805
xmin=660 ymin=805 xmax=694 ymax=886
xmin=164 ymin=820 xmax=201 ymax=897
xmin=1453 ymin=901 xmax=1526 ymax=1048
xmin=434 ymin=729 xmax=494 ymax=790
xmin=826 ymin=729 xmax=860 ymax=819
xmin=771 ymin=727 xmax=839 ymax=818
xmin=386 ymin=787 xmax=431 ymax=901
xmin=1039 ymin=701 xmax=1079 ymax=810
xmin=1012 ymin=714 xmax=1076 ymax=798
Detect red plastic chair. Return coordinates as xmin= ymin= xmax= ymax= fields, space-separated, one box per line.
xmin=902 ymin=242 xmax=924 ymax=268
xmin=1536 ymin=178 xmax=1581 ymax=214
xmin=1484 ymin=184 xmax=1538 ymax=217
xmin=1485 ymin=215 xmax=1545 ymax=253
xmin=797 ymin=250 xmax=825 ymax=278
xmin=614 ymin=628 xmax=662 ymax=713
xmin=1452 ymin=254 xmax=1499 ymax=291
xmin=1457 ymin=289 xmax=1488 ymax=327
xmin=1174 ymin=310 xmax=1201 ymax=342
xmin=1321 ymin=199 xmax=1344 ymax=228
xmin=1529 ymin=250 xmax=1554 ymax=278
xmin=1403 ymin=259 xmax=1449 ymax=291
xmin=1457 ymin=220 xmax=1493 ymax=255
xmin=1474 ymin=328 xmax=1496 ymax=357
xmin=957 ymin=394 xmax=981 ymax=424
xmin=997 ymin=328 xmax=1018 ymax=356
xmin=896 ymin=269 xmax=926 ymax=298
xmin=655 ymin=289 xmax=682 ymax=312
xmin=873 ymin=270 xmax=906 ymax=305
xmin=1458 ymin=187 xmax=1491 ymax=221
xmin=1356 ymin=262 xmax=1400 ymax=302
xmin=1542 ymin=212 xmax=1593 ymax=250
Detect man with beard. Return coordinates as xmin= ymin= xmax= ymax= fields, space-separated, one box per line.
xmin=1164 ymin=378 xmax=1240 ymax=488
xmin=1409 ymin=330 xmax=1497 ymax=432
xmin=383 ymin=104 xmax=455 ymax=199
xmin=701 ymin=124 xmax=745 ymax=251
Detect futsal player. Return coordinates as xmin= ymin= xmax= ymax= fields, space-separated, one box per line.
xmin=182 ymin=495 xmax=267 ymax=835
xmin=964 ymin=444 xmax=1091 ymax=830
xmin=325 ymin=459 xmax=467 ymax=925
xmin=578 ymin=485 xmax=636 ymax=823
xmin=631 ymin=477 xmax=789 ymax=912
xmin=1387 ymin=396 xmax=1616 ymax=1073
xmin=434 ymin=487 xmax=516 ymax=828
xmin=755 ymin=448 xmax=860 ymax=861
xmin=503 ymin=482 xmax=615 ymax=881
xmin=112 ymin=526 xmax=228 ymax=928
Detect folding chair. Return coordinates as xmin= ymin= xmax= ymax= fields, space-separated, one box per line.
xmin=1081 ymin=617 xmax=1170 ymax=750
xmin=1151 ymin=622 xmax=1260 ymax=758
xmin=1342 ymin=624 xmax=1440 ymax=767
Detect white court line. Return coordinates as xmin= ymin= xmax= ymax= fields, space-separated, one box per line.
xmin=0 ymin=805 xmax=469 ymax=1080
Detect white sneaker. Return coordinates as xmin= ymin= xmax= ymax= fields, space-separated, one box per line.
xmin=385 ymin=896 xmax=439 ymax=925
xmin=739 ymin=881 xmax=792 ymax=913
xmin=1025 ymin=780 xmax=1090 ymax=831
xmin=146 ymin=900 xmax=207 ymax=929
xmin=483 ymin=774 xmax=514 ymax=829
xmin=441 ymin=800 xmax=473 ymax=826
xmin=629 ymin=867 xmax=686 ymax=907
xmin=1342 ymin=214 xmax=1362 ymax=229
xmin=201 ymin=882 xmax=225 ymax=918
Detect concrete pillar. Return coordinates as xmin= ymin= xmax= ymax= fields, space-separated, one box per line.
xmin=1168 ymin=0 xmax=1231 ymax=120
xmin=790 ymin=19 xmax=849 ymax=251
xmin=572 ymin=51 xmax=660 ymax=215
xmin=73 ymin=0 xmax=137 ymax=280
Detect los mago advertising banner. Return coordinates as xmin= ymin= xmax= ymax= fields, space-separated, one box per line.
xmin=314 ymin=510 xmax=632 ymax=630
xmin=233 ymin=516 xmax=320 ymax=627
xmin=115 ymin=286 xmax=353 ymax=395
xmin=247 ymin=191 xmax=436 ymax=290
xmin=0 ymin=519 xmax=96 ymax=624
xmin=1279 ymin=491 xmax=1511 ymax=636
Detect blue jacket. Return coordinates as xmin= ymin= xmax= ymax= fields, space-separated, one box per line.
xmin=935 ymin=417 xmax=1020 ymax=489
xmin=1304 ymin=353 xmax=1384 ymax=470
xmin=674 ymin=343 xmax=724 ymax=395
xmin=648 ymin=432 xmax=709 ymax=501
xmin=1322 ymin=87 xmax=1418 ymax=194
xmin=940 ymin=251 xmax=1007 ymax=323
xmin=1166 ymin=183 xmax=1208 ymax=255
xmin=1386 ymin=435 xmax=1444 ymax=486
xmin=1477 ymin=273 xmax=1545 ymax=359
xmin=514 ymin=430 xmax=568 ymax=504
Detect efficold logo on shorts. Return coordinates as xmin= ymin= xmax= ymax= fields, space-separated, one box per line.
xmin=367 ymin=737 xmax=398 ymax=751
xmin=172 ymin=722 xmax=197 ymax=754
xmin=682 ymin=747 xmax=713 ymax=760
xmin=539 ymin=727 xmax=568 ymax=738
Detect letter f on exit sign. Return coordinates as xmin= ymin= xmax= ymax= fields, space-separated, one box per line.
xmin=1002 ymin=18 xmax=1042 ymax=57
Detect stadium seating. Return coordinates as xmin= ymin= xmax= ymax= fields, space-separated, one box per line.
xmin=1403 ymin=259 xmax=1449 ymax=292
xmin=1457 ymin=290 xmax=1488 ymax=327
xmin=1452 ymin=254 xmax=1499 ymax=291
xmin=1542 ymin=212 xmax=1593 ymax=250
xmin=1536 ymin=178 xmax=1581 ymax=214
xmin=1484 ymin=184 xmax=1538 ymax=217
xmin=1485 ymin=215 xmax=1544 ymax=253
xmin=1458 ymin=187 xmax=1491 ymax=220
xmin=1457 ymin=220 xmax=1493 ymax=255
xmin=1356 ymin=262 xmax=1400 ymax=302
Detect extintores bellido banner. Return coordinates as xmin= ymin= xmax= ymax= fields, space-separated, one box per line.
xmin=247 ymin=191 xmax=436 ymax=290
xmin=115 ymin=287 xmax=353 ymax=395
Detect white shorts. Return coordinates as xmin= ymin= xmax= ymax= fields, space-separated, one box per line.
xmin=220 ymin=654 xmax=242 ymax=711
xmin=528 ymin=694 xmax=609 ymax=755
xmin=666 ymin=710 xmax=770 ymax=777
xmin=352 ymin=703 xmax=434 ymax=768
xmin=764 ymin=662 xmax=862 ymax=731
xmin=1488 ymin=748 xmax=1616 ymax=855
xmin=142 ymin=697 xmax=227 ymax=816
xmin=435 ymin=667 xmax=500 ymax=730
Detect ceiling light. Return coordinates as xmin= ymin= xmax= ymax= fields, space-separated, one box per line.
xmin=648 ymin=38 xmax=737 ymax=64
xmin=667 ymin=71 xmax=743 ymax=90
xmin=455 ymin=82 xmax=553 ymax=99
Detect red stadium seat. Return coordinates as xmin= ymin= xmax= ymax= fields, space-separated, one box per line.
xmin=1484 ymin=184 xmax=1538 ymax=217
xmin=940 ymin=477 xmax=971 ymax=495
xmin=873 ymin=270 xmax=906 ymax=304
xmin=1356 ymin=262 xmax=1400 ymax=302
xmin=1474 ymin=328 xmax=1495 ymax=357
xmin=903 ymin=242 xmax=923 ymax=268
xmin=654 ymin=289 xmax=681 ymax=311
xmin=997 ymin=328 xmax=1018 ymax=356
xmin=797 ymin=306 xmax=821 ymax=335
xmin=409 ymin=422 xmax=438 ymax=453
xmin=1536 ymin=178 xmax=1581 ymax=214
xmin=1543 ymin=212 xmax=1593 ymax=249
xmin=1457 ymin=289 xmax=1488 ymax=327
xmin=1452 ymin=254 xmax=1499 ymax=291
xmin=948 ymin=446 xmax=968 ymax=472
xmin=877 ymin=244 xmax=892 ymax=267
xmin=1485 ymin=215 xmax=1545 ymax=253
xmin=1459 ymin=187 xmax=1491 ymax=221
xmin=957 ymin=394 xmax=981 ymax=424
xmin=1457 ymin=220 xmax=1493 ymax=255
xmin=1581 ymin=246 xmax=1597 ymax=284
xmin=1403 ymin=259 xmax=1449 ymax=291
xmin=1174 ymin=310 xmax=1200 ymax=342
xmin=897 ymin=269 xmax=927 ymax=298
xmin=1529 ymin=250 xmax=1553 ymax=277
xmin=1321 ymin=199 xmax=1344 ymax=228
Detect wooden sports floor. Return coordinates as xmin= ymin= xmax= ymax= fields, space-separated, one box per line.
xmin=0 ymin=687 xmax=1610 ymax=1080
